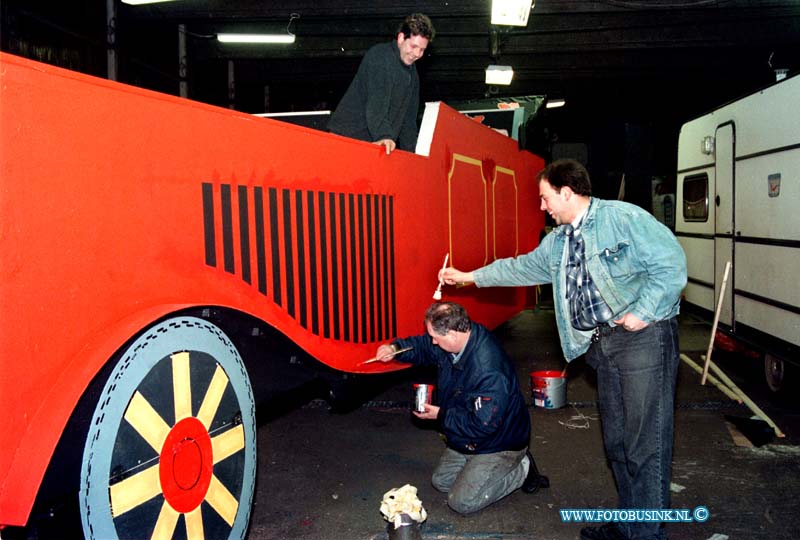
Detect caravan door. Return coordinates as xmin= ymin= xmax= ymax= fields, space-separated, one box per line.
xmin=714 ymin=122 xmax=735 ymax=329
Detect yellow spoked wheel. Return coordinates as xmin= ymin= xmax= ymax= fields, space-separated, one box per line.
xmin=80 ymin=317 xmax=256 ymax=540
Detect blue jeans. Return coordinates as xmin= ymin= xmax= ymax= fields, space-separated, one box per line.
xmin=586 ymin=317 xmax=679 ymax=540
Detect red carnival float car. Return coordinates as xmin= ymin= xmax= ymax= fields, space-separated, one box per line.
xmin=0 ymin=53 xmax=544 ymax=539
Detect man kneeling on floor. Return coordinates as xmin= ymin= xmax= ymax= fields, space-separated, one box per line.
xmin=375 ymin=301 xmax=549 ymax=514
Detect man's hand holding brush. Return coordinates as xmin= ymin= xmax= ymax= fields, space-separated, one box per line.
xmin=439 ymin=266 xmax=475 ymax=287
xmin=375 ymin=344 xmax=398 ymax=362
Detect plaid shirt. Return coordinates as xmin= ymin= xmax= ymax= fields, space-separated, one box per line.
xmin=564 ymin=220 xmax=614 ymax=330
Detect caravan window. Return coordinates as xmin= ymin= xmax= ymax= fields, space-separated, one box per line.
xmin=682 ymin=173 xmax=708 ymax=222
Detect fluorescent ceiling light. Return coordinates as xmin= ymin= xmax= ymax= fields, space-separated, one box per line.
xmin=121 ymin=0 xmax=180 ymax=5
xmin=491 ymin=0 xmax=533 ymax=26
xmin=217 ymin=33 xmax=296 ymax=44
xmin=545 ymin=98 xmax=566 ymax=108
xmin=485 ymin=65 xmax=514 ymax=85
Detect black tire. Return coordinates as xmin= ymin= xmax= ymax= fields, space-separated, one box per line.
xmin=764 ymin=353 xmax=785 ymax=393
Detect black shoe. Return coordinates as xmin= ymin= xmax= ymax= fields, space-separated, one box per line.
xmin=521 ymin=451 xmax=550 ymax=494
xmin=579 ymin=523 xmax=627 ymax=540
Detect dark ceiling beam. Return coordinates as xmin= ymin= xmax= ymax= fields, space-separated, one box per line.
xmin=119 ymin=0 xmax=800 ymax=19
xmin=5 ymin=0 xmax=797 ymax=120
xmin=168 ymin=6 xmax=800 ymax=63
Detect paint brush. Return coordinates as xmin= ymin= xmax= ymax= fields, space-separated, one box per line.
xmin=361 ymin=346 xmax=414 ymax=364
xmin=432 ymin=253 xmax=449 ymax=300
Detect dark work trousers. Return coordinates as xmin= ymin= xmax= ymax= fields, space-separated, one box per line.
xmin=587 ymin=317 xmax=680 ymax=540
xmin=431 ymin=446 xmax=528 ymax=514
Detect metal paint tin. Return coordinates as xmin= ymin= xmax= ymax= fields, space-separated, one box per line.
xmin=530 ymin=370 xmax=566 ymax=409
xmin=413 ymin=384 xmax=435 ymax=412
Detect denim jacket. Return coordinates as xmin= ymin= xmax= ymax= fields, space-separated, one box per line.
xmin=474 ymin=198 xmax=687 ymax=361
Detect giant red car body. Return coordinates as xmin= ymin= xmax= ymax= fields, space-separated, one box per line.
xmin=0 ymin=53 xmax=544 ymax=538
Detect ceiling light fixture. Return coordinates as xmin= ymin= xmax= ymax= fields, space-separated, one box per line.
xmin=485 ymin=65 xmax=514 ymax=85
xmin=217 ymin=33 xmax=295 ymax=44
xmin=121 ymin=0 xmax=180 ymax=5
xmin=545 ymin=98 xmax=566 ymax=108
xmin=217 ymin=13 xmax=299 ymax=45
xmin=491 ymin=0 xmax=534 ymax=26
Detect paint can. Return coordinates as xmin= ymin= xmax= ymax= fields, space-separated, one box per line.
xmin=530 ymin=370 xmax=566 ymax=409
xmin=386 ymin=514 xmax=423 ymax=540
xmin=413 ymin=384 xmax=435 ymax=412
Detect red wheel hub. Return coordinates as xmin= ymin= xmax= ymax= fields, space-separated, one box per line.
xmin=159 ymin=417 xmax=213 ymax=512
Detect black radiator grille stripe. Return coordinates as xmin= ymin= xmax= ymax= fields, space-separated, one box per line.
xmin=254 ymin=187 xmax=267 ymax=295
xmin=203 ymin=183 xmax=395 ymax=343
xmin=389 ymin=197 xmax=397 ymax=336
xmin=349 ymin=194 xmax=358 ymax=342
xmin=202 ymin=183 xmax=216 ymax=267
xmin=366 ymin=194 xmax=376 ymax=343
xmin=381 ymin=196 xmax=390 ymax=339
xmin=269 ymin=187 xmax=281 ymax=306
xmin=357 ymin=195 xmax=367 ymax=344
xmin=282 ymin=188 xmax=295 ymax=318
xmin=295 ymin=191 xmax=307 ymax=328
xmin=238 ymin=186 xmax=251 ymax=285
xmin=221 ymin=184 xmax=235 ymax=274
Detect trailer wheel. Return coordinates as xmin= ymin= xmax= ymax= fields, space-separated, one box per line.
xmin=79 ymin=317 xmax=256 ymax=540
xmin=764 ymin=353 xmax=785 ymax=393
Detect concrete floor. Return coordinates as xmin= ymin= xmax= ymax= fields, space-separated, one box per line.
xmin=247 ymin=309 xmax=800 ymax=540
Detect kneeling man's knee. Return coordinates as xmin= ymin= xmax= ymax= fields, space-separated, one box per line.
xmin=431 ymin=470 xmax=454 ymax=493
xmin=447 ymin=492 xmax=485 ymax=515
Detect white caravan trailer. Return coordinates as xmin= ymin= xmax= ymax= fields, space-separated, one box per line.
xmin=675 ymin=73 xmax=800 ymax=392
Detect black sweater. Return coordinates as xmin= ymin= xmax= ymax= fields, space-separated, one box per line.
xmin=328 ymin=41 xmax=420 ymax=151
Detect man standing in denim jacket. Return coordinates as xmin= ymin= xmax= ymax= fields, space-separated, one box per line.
xmin=440 ymin=159 xmax=687 ymax=540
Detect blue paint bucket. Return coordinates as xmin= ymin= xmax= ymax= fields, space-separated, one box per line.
xmin=531 ymin=370 xmax=566 ymax=409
